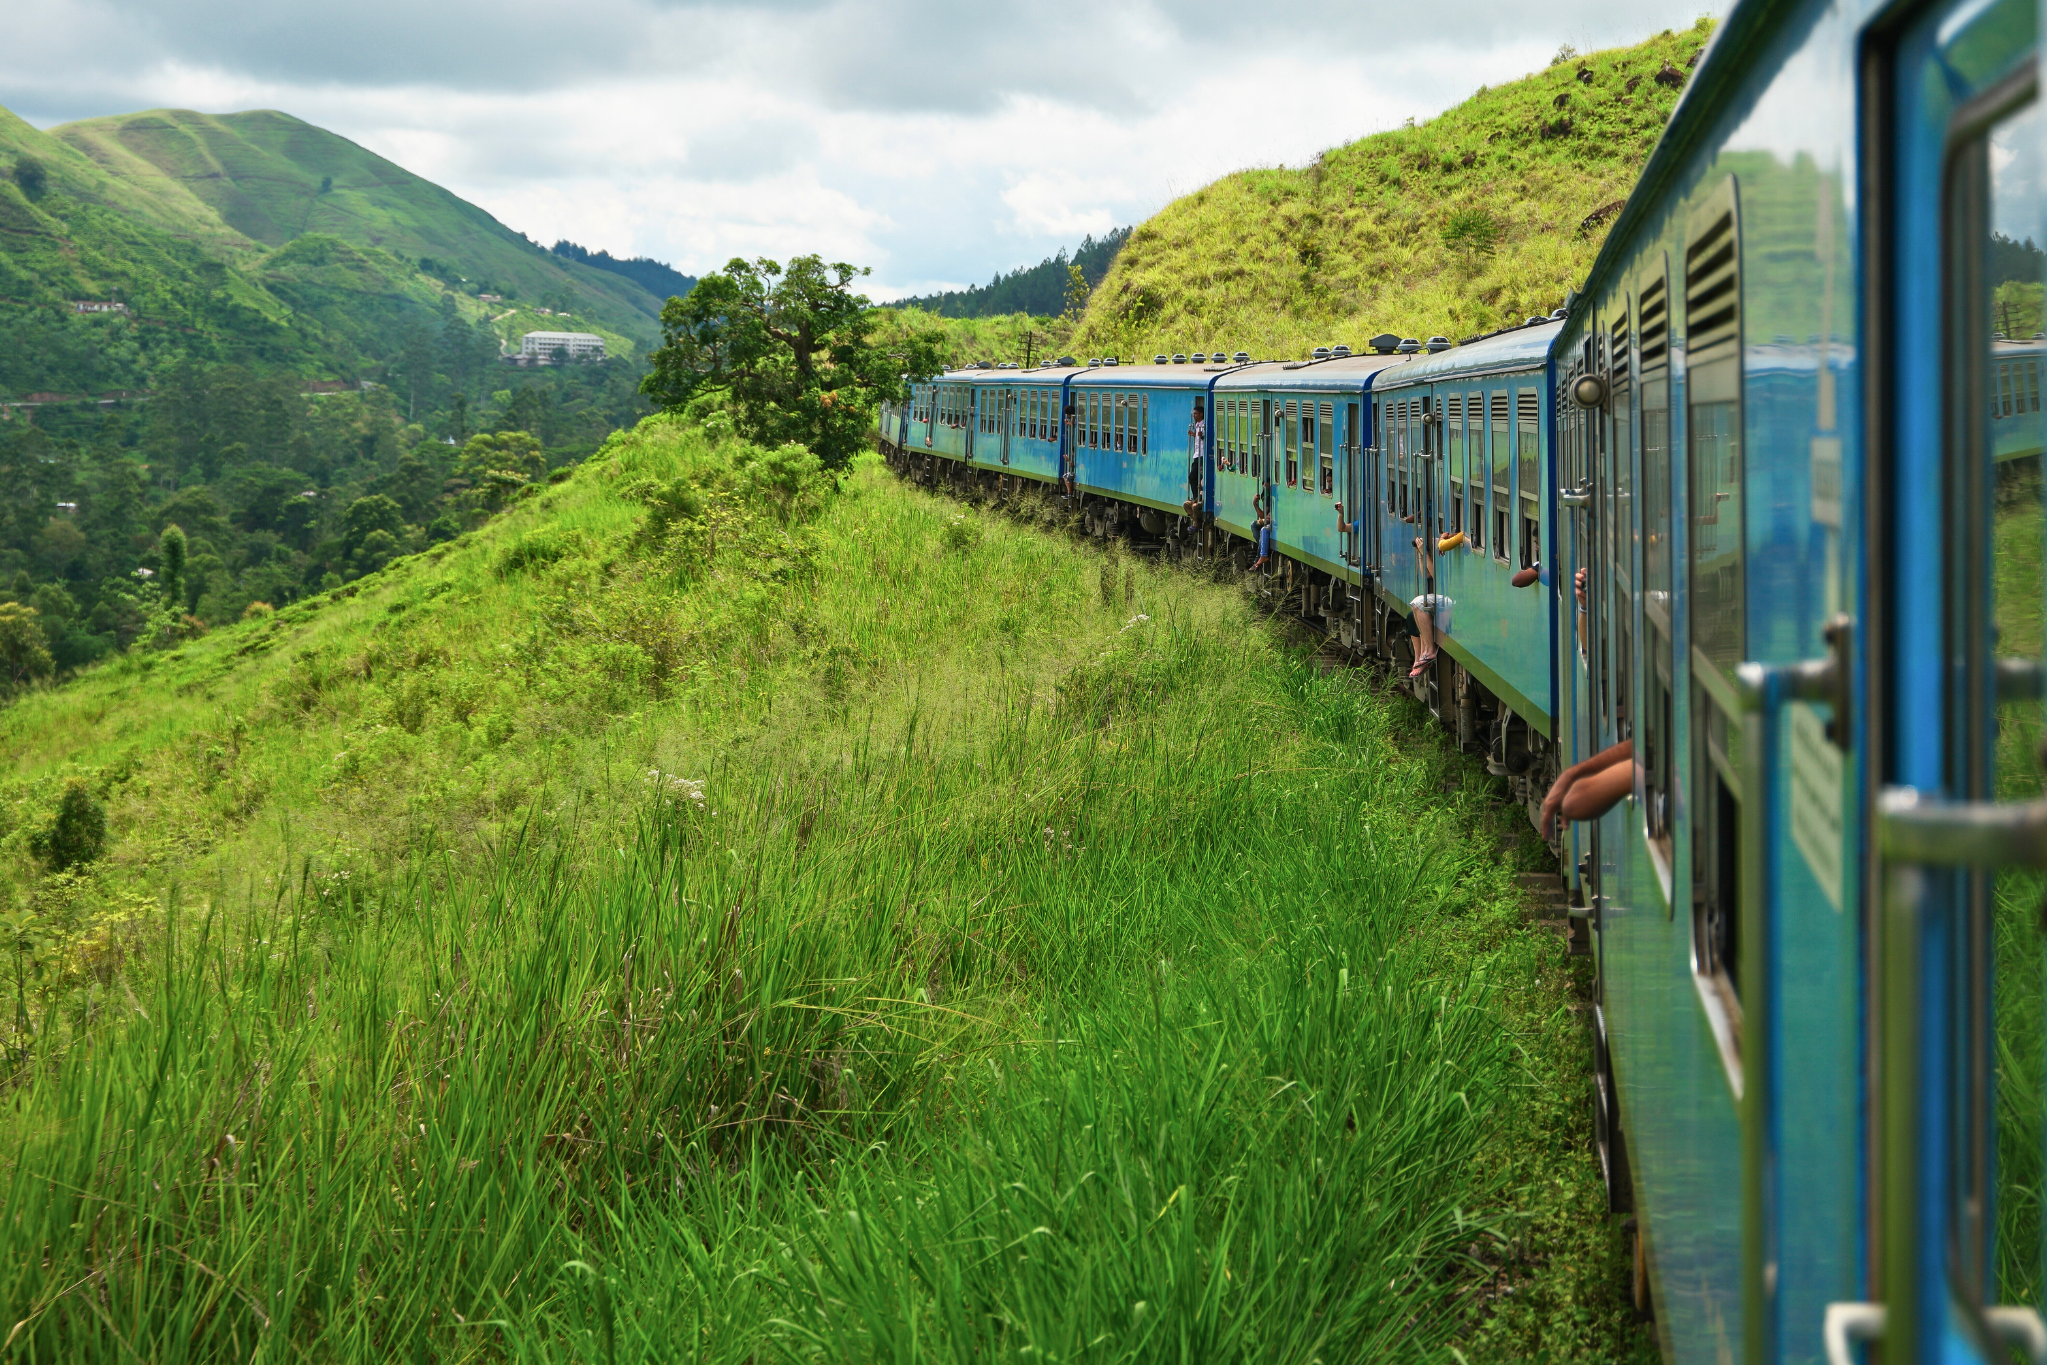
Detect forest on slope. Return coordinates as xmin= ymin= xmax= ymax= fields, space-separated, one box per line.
xmin=0 ymin=104 xmax=699 ymax=686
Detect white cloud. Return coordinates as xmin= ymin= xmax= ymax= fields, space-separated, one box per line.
xmin=3 ymin=0 xmax=1726 ymax=297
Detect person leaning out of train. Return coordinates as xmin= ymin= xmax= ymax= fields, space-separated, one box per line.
xmin=1183 ymin=401 xmax=1208 ymax=526
xmin=1251 ymin=489 xmax=1274 ymax=572
xmin=1335 ymin=501 xmax=1361 ymax=564
xmin=1539 ymin=738 xmax=1636 ymax=839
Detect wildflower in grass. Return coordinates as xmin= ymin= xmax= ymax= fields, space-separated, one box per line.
xmin=1121 ymin=613 xmax=1151 ymax=632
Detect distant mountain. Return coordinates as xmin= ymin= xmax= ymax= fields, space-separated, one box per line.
xmin=46 ymin=108 xmax=666 ymax=335
xmin=0 ymin=101 xmax=678 ymax=399
xmin=892 ymin=228 xmax=1131 ymax=319
xmin=551 ymin=241 xmax=696 ymax=304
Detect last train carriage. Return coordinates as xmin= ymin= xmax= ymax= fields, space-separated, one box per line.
xmin=875 ymin=0 xmax=2046 ymax=1355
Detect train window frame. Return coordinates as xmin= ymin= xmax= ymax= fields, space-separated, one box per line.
xmin=1447 ymin=393 xmax=1466 ymax=538
xmin=1636 ymin=259 xmax=1677 ymax=894
xmin=1490 ymin=391 xmax=1512 ymax=563
xmin=1285 ymin=399 xmax=1300 ymax=487
xmin=1319 ymin=401 xmax=1336 ymax=495
xmin=1517 ymin=389 xmax=1542 ymax=570
xmin=1681 ymin=177 xmax=1745 ymax=1063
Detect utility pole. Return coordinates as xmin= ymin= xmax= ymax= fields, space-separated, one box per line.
xmin=1022 ymin=330 xmax=1035 ymax=369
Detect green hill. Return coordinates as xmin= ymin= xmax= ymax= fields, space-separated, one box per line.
xmin=1072 ymin=22 xmax=1713 ymax=359
xmin=0 ymin=423 xmax=1647 ymax=1361
xmin=0 ymin=102 xmax=667 ymax=405
xmin=49 ymin=108 xmax=666 ymax=337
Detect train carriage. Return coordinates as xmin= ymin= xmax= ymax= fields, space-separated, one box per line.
xmin=1548 ymin=0 xmax=2044 ymax=1358
xmin=872 ymin=3 xmax=2043 ymax=1352
xmin=1366 ymin=324 xmax=1562 ymax=755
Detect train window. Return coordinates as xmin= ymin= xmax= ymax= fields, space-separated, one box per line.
xmin=1319 ymin=401 xmax=1335 ymax=494
xmin=1116 ymin=396 xmax=1128 ymax=455
xmin=1490 ymin=392 xmax=1511 ymax=561
xmin=1140 ymin=394 xmax=1149 ymax=456
xmin=1638 ymin=268 xmax=1674 ymax=860
xmin=1472 ymin=397 xmax=1486 ymax=550
xmin=1447 ymin=394 xmax=1465 ymax=537
xmin=1610 ymin=319 xmax=1634 ymax=744
xmin=1517 ymin=390 xmax=1541 ymax=569
xmin=1945 ymin=91 xmax=2048 ymax=1317
xmin=1682 ymin=181 xmax=1743 ymax=1023
xmin=1285 ymin=400 xmax=1300 ymax=486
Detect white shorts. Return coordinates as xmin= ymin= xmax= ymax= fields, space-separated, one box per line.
xmin=1410 ymin=594 xmax=1454 ymax=631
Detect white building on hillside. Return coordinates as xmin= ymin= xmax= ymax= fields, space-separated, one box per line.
xmin=521 ymin=331 xmax=605 ymax=362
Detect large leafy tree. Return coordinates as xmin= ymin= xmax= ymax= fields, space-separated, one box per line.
xmin=641 ymin=256 xmax=944 ymax=470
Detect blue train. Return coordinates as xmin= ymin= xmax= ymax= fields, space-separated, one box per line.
xmin=878 ymin=0 xmax=2045 ymax=1359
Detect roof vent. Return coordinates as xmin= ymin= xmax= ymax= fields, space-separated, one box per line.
xmin=1550 ymin=307 xmax=1567 ymax=320
xmin=1104 ymin=355 xmax=1119 ymax=366
xmin=1525 ymin=316 xmax=1546 ymax=327
xmin=1154 ymin=354 xmax=1169 ymax=364
xmin=1369 ymin=332 xmax=1402 ymax=354
xmin=1057 ymin=355 xmax=1078 ymax=367
xmin=1088 ymin=358 xmax=1102 ymax=367
xmin=1189 ymin=352 xmax=1205 ymax=363
xmin=1329 ymin=344 xmax=1352 ymax=358
xmin=1397 ymin=338 xmax=1420 ymax=354
xmin=1172 ymin=353 xmax=1188 ymax=364
xmin=1424 ymin=336 xmax=1452 ymax=353
xmin=1311 ymin=346 xmax=1330 ymax=360
xmin=1233 ymin=351 xmax=1251 ymax=364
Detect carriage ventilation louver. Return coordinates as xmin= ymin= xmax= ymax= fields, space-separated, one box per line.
xmin=1639 ymin=276 xmax=1668 ymax=368
xmin=1685 ymin=208 xmax=1739 ymax=360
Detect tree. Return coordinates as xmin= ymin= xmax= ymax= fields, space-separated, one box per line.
xmin=158 ymin=524 xmax=188 ymax=609
xmin=0 ymin=603 xmax=53 ymax=688
xmin=340 ymin=495 xmax=405 ymax=558
xmin=1442 ymin=209 xmax=1503 ymax=263
xmin=30 ymin=779 xmax=107 ymax=870
xmin=13 ymin=154 xmax=47 ymax=200
xmin=641 ymin=255 xmax=945 ymax=471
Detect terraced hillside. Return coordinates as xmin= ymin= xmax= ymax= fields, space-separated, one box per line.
xmin=1072 ymin=21 xmax=1714 ymax=361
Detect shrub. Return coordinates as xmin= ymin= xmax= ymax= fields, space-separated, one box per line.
xmin=30 ymin=780 xmax=107 ymax=871
xmin=242 ymin=600 xmax=275 ymax=620
xmin=940 ymin=514 xmax=981 ymax=554
xmin=0 ymin=603 xmax=53 ymax=688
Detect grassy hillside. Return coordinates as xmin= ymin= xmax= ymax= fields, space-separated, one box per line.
xmin=0 ymin=422 xmax=1651 ymax=1361
xmin=0 ymin=101 xmax=663 ymax=408
xmin=1073 ymin=22 xmax=1714 ymax=359
xmin=49 ymin=108 xmax=665 ymax=341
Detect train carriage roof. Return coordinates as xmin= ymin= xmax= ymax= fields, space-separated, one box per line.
xmin=1212 ymin=354 xmax=1411 ymax=392
xmin=1372 ymin=320 xmax=1561 ymax=392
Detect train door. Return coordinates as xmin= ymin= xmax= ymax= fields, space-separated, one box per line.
xmin=966 ymin=388 xmax=978 ymax=463
xmin=1853 ymin=10 xmax=2046 ymax=1362
xmin=1001 ymin=387 xmax=1013 ymax=467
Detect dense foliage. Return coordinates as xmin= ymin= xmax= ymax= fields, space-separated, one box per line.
xmin=891 ymin=227 xmax=1131 ymax=319
xmin=642 ymin=256 xmax=946 ymax=470
xmin=551 ymin=239 xmax=699 ymax=302
xmin=0 ymin=352 xmax=648 ymax=690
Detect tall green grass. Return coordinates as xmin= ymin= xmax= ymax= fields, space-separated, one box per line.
xmin=0 ymin=416 xmax=1648 ymax=1360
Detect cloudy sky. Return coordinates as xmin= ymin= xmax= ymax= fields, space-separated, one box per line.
xmin=6 ymin=0 xmax=1723 ymax=299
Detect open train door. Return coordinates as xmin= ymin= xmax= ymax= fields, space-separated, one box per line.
xmin=1827 ymin=6 xmax=2045 ymax=1362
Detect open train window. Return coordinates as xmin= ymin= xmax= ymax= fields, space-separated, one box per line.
xmin=1638 ymin=265 xmax=1674 ymax=871
xmin=1517 ymin=390 xmax=1542 ymax=569
xmin=1942 ymin=85 xmax=2046 ymax=1319
xmin=1140 ymin=394 xmax=1148 ymax=456
xmin=1490 ymin=392 xmax=1512 ymax=562
xmin=1319 ymin=401 xmax=1336 ymax=494
xmin=1609 ymin=318 xmax=1634 ymax=744
xmin=1684 ymin=178 xmax=1743 ymax=1036
xmin=1284 ymin=400 xmax=1300 ymax=486
xmin=1446 ymin=394 xmax=1466 ymax=538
